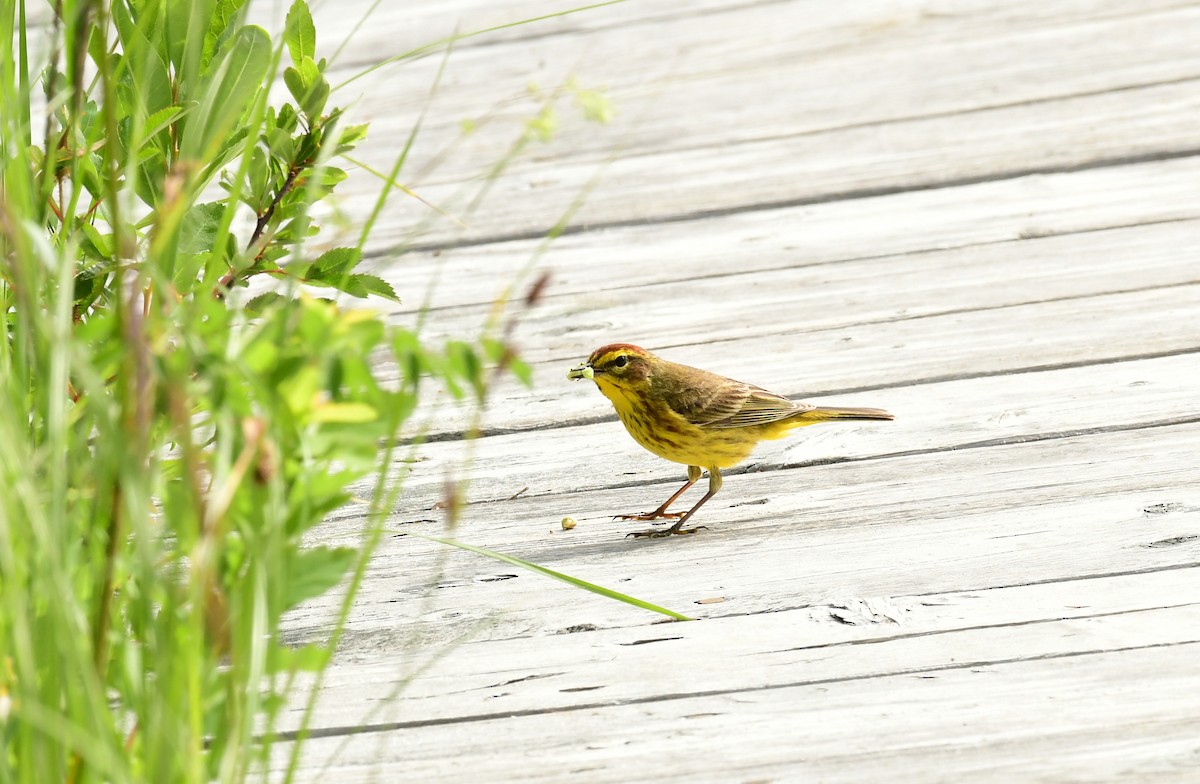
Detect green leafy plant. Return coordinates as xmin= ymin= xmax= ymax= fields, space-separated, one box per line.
xmin=0 ymin=1 xmax=655 ymax=782
xmin=0 ymin=1 xmax=501 ymax=781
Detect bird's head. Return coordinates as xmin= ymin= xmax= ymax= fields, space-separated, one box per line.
xmin=568 ymin=343 xmax=654 ymax=393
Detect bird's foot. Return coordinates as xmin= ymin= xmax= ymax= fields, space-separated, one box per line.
xmin=625 ymin=525 xmax=708 ymax=539
xmin=614 ymin=510 xmax=684 ymax=522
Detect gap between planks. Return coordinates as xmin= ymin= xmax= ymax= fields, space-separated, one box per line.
xmin=276 ymin=566 xmax=1200 ymax=735
xmin=384 ymin=215 xmax=1200 ymax=354
xmin=274 ymin=641 xmax=1200 ymax=783
xmin=305 ymin=0 xmax=1200 ymax=247
xmin=285 ymin=421 xmax=1200 ymax=660
xmin=320 ymin=351 xmax=1200 ymax=524
xmin=356 ymin=157 xmax=1200 ymax=317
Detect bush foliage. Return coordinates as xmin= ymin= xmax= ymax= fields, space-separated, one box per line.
xmin=0 ymin=1 xmax=516 ymax=780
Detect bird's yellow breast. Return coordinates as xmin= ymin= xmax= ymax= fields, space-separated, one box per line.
xmin=594 ymin=377 xmax=789 ymax=469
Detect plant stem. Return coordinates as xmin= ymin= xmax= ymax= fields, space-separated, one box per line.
xmin=216 ymin=163 xmax=303 ymax=292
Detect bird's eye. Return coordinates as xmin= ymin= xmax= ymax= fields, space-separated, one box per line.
xmin=613 ymin=355 xmax=628 ymax=368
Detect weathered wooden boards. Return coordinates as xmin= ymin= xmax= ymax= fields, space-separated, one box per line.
xmin=278 ymin=641 xmax=1200 ymax=783
xmin=361 ymin=156 xmax=1200 ymax=319
xmin=287 ymin=568 xmax=1200 ymax=728
xmin=363 ymin=210 xmax=1200 ymax=441
xmin=304 ymin=0 xmax=1200 ymax=249
xmin=276 ymin=0 xmax=1200 ymax=780
xmin=290 ymin=416 xmax=1200 ymax=656
xmin=331 ymin=352 xmax=1199 ymax=514
xmin=274 ymin=567 xmax=1200 ymax=781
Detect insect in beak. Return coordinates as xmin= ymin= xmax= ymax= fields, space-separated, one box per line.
xmin=567 ymin=364 xmax=594 ymax=381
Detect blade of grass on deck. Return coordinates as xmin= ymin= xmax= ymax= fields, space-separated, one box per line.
xmin=402 ymin=533 xmax=694 ymax=621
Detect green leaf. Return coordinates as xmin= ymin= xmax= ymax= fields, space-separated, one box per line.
xmin=335 ymin=123 xmax=369 ymax=155
xmin=284 ymin=546 xmax=356 ymax=610
xmin=162 ymin=0 xmax=193 ymax=75
xmin=281 ymin=363 xmax=320 ymax=417
xmin=283 ymin=66 xmax=307 ymax=107
xmin=284 ymin=0 xmax=316 ymax=65
xmin=182 ymin=25 xmax=271 ymax=162
xmin=445 ymin=340 xmax=483 ymax=397
xmin=343 ymin=274 xmax=399 ymax=302
xmin=407 ymin=534 xmax=693 ymax=622
xmin=480 ymin=337 xmax=506 ymax=363
xmin=311 ymin=401 xmax=378 ymax=424
xmin=139 ymin=105 xmax=185 ymax=147
xmin=79 ymin=223 xmax=114 ymax=260
xmin=244 ymin=292 xmax=287 ymax=314
xmin=305 ymin=272 xmax=399 ymax=302
xmin=73 ymin=266 xmax=108 ymax=312
xmin=244 ymin=146 xmax=272 ymax=212
xmin=265 ymin=126 xmax=296 ymax=162
xmin=508 ymin=356 xmax=534 ymax=387
xmin=203 ymin=0 xmax=248 ymax=67
xmin=277 ymin=103 xmax=300 ymax=133
xmin=316 ymin=164 xmax=347 ymax=189
xmin=301 ymin=76 xmax=330 ymax=121
xmin=527 ymin=105 xmax=558 ymax=142
xmin=87 ymin=24 xmax=108 ymax=73
xmin=305 ymin=247 xmax=360 ymax=280
xmin=111 ymin=0 xmax=174 ymax=118
xmin=132 ymin=151 xmax=166 ymax=207
xmin=285 ymin=57 xmax=329 ymax=121
xmin=178 ymin=202 xmax=225 ymax=254
xmin=303 ymin=270 xmax=397 ymax=301
xmin=173 ymin=252 xmax=209 ymax=292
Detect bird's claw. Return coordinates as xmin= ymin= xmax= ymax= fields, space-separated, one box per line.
xmin=625 ymin=525 xmax=708 ymax=539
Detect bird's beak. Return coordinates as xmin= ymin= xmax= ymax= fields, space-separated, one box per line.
xmin=567 ymin=363 xmax=594 ymax=381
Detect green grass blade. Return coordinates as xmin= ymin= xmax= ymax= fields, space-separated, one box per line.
xmin=404 ymin=532 xmax=693 ymax=622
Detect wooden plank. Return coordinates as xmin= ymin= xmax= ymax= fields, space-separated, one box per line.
xmin=349 ymin=158 xmax=1200 ymax=315
xmin=275 ymin=612 xmax=1200 ymax=782
xmin=339 ymin=80 xmax=1200 ymax=249
xmin=379 ymin=280 xmax=1200 ymax=439
xmin=394 ymin=217 xmax=1200 ymax=365
xmin=253 ymin=3 xmax=1200 ymax=779
xmin=261 ymin=0 xmax=756 ymax=61
xmin=329 ymin=0 xmax=1200 ymax=168
xmin=284 ymin=566 xmax=1200 ymax=732
xmin=285 ymin=421 xmax=1200 ymax=655
xmin=303 ymin=0 xmax=1196 ymax=77
xmin=307 ymin=1 xmax=1200 ymax=246
xmin=354 ymin=352 xmax=1200 ymax=509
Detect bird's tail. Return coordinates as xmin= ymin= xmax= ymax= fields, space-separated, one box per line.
xmin=792 ymin=406 xmax=894 ymax=423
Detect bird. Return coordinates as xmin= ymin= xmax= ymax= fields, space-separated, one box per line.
xmin=567 ymin=343 xmax=893 ymax=537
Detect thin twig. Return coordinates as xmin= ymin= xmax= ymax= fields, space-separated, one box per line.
xmin=216 ymin=164 xmax=303 ymax=292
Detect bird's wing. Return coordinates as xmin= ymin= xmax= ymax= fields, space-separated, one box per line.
xmin=703 ymin=384 xmax=810 ymax=429
xmin=662 ymin=370 xmax=805 ymax=429
xmin=663 ymin=377 xmax=748 ymax=426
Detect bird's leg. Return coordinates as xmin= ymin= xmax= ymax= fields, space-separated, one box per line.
xmin=616 ymin=465 xmax=701 ymax=522
xmin=628 ymin=468 xmax=722 ymax=538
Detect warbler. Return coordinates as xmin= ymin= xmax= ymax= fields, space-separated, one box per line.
xmin=567 ymin=343 xmax=893 ymax=537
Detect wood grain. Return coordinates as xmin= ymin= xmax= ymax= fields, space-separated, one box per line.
xmin=307 ymin=0 xmax=1200 ymax=248
xmin=287 ymin=420 xmax=1200 ymax=660
xmin=266 ymin=0 xmax=1200 ymax=780
xmin=287 ymin=567 xmax=1200 ymax=730
xmin=348 ymin=351 xmax=1200 ymax=510
xmin=361 ymin=158 xmax=1200 ymax=317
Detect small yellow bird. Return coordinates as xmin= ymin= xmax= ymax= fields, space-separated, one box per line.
xmin=568 ymin=343 xmax=893 ymax=537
